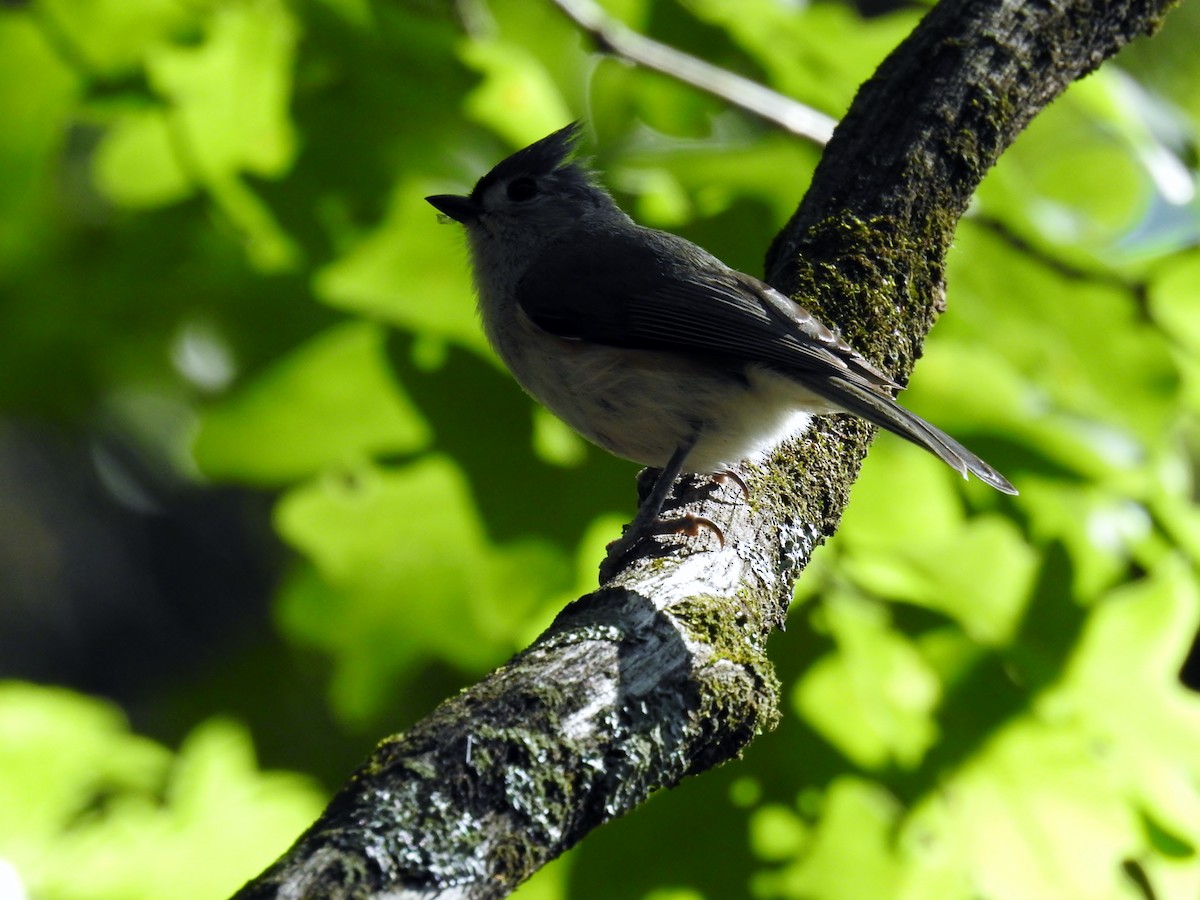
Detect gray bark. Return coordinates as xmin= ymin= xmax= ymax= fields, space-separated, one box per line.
xmin=233 ymin=0 xmax=1179 ymax=896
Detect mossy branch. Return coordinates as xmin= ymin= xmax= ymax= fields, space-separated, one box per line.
xmin=233 ymin=0 xmax=1178 ymax=896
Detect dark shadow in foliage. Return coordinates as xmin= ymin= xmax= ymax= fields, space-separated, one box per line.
xmin=383 ymin=330 xmax=635 ymax=549
xmin=0 ymin=192 xmax=333 ymax=421
xmin=0 ymin=424 xmax=280 ymax=698
xmin=567 ymin=760 xmax=759 ymax=900
xmin=0 ymin=423 xmax=371 ymax=788
xmin=1181 ymin=635 xmax=1200 ymax=692
xmin=1122 ymin=858 xmax=1159 ymax=900
xmin=954 ymin=432 xmax=1089 ymax=485
xmin=890 ymin=541 xmax=1087 ymax=804
xmin=249 ymin=0 xmax=476 ymax=266
xmin=563 ymin=596 xmax=757 ymax=900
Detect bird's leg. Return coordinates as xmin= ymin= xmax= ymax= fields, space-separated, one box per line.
xmin=635 ymin=464 xmax=661 ymax=506
xmin=601 ymin=433 xmax=724 ymax=580
xmin=627 ymin=439 xmax=693 ymax=536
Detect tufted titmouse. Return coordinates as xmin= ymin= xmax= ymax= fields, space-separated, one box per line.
xmin=427 ymin=123 xmax=1015 ymax=557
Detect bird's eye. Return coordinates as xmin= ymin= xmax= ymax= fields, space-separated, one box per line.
xmin=506 ymin=177 xmax=538 ymax=202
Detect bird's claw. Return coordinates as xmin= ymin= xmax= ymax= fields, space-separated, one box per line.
xmin=664 ymin=514 xmax=725 ymax=547
xmin=713 ymin=469 xmax=750 ymax=500
xmin=600 ymin=513 xmax=726 ymax=581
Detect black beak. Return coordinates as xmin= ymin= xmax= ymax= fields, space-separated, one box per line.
xmin=425 ymin=193 xmax=480 ymax=223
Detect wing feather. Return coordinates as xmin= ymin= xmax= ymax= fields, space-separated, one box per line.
xmin=517 ymin=225 xmax=898 ymax=390
xmin=516 ymin=223 xmax=1017 ymax=495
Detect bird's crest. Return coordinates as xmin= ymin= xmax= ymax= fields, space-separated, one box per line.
xmin=471 ymin=122 xmax=585 ymax=201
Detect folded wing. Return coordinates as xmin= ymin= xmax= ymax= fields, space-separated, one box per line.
xmin=517 ymin=225 xmax=1016 ymax=494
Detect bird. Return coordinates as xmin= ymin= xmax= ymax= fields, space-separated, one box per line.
xmin=426 ymin=123 xmax=1016 ymax=566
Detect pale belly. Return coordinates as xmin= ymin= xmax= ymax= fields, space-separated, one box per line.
xmin=491 ymin=312 xmax=837 ymax=473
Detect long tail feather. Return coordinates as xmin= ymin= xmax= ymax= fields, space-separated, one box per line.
xmin=820 ymin=376 xmax=1018 ymax=495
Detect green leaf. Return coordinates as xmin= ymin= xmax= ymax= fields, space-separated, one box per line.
xmin=761 ymin=778 xmax=906 ymax=900
xmin=39 ymin=0 xmax=203 ymax=76
xmin=946 ymin=223 xmax=1180 ymax=442
xmin=589 ymin=58 xmax=725 ymax=141
xmin=0 ymin=683 xmax=168 ymax=847
xmin=681 ymin=0 xmax=920 ymax=116
xmin=794 ymin=593 xmax=940 ymax=769
xmin=1150 ymin=250 xmax=1200 ymax=353
xmin=90 ymin=106 xmax=193 ymax=206
xmin=774 ymin=561 xmax=1200 ymax=899
xmin=749 ymin=803 xmax=809 ymax=862
xmin=0 ymin=684 xmax=323 ymax=900
xmin=193 ymin=321 xmax=431 ymax=485
xmin=460 ymin=39 xmax=574 ymax=144
xmin=0 ymin=15 xmax=78 ymax=271
xmin=842 ymin=515 xmax=1036 ymax=646
xmin=314 ymin=179 xmax=489 ymax=353
xmin=909 ymin=717 xmax=1143 ymax=900
xmin=92 ymin=0 xmax=300 ymax=269
xmin=1047 ymin=559 xmax=1200 ymax=851
xmin=911 ymin=560 xmax=1197 ymax=900
xmin=274 ymin=456 xmax=572 ymax=721
xmin=615 ymin=134 xmax=821 ymax=232
xmin=839 ymin=437 xmax=967 ymax=550
xmin=1018 ymin=481 xmax=1153 ymax=597
xmin=977 ymin=69 xmax=1150 ymax=250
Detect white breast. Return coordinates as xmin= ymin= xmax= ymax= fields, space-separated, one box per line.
xmin=480 ymin=291 xmax=834 ymax=473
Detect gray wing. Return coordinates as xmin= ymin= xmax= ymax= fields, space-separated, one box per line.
xmin=518 ymin=226 xmax=901 ymax=391
xmin=517 ymin=225 xmax=1016 ymax=494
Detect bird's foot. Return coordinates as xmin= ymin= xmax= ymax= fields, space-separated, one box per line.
xmin=712 ymin=468 xmax=750 ymax=500
xmin=599 ymin=513 xmax=725 ymax=582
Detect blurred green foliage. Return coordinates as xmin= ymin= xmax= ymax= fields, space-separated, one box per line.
xmin=1 ymin=0 xmax=1198 ymax=897
xmin=0 ymin=683 xmax=323 ymax=899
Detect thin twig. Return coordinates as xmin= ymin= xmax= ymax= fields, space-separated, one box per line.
xmin=549 ymin=0 xmax=836 ymax=146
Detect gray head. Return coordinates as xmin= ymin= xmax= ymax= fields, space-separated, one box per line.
xmin=426 ymin=123 xmax=625 ymax=254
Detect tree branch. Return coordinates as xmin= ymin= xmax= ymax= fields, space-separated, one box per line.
xmin=233 ymin=0 xmax=1179 ymax=896
xmin=548 ymin=0 xmax=837 ymax=145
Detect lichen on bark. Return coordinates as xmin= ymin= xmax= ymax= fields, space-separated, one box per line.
xmin=232 ymin=1 xmax=1182 ymax=897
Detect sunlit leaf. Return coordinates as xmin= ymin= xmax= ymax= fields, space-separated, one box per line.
xmin=842 ymin=515 xmax=1036 ymax=645
xmin=275 ymin=456 xmax=571 ymax=721
xmin=946 ymin=222 xmax=1180 ymax=441
xmin=681 ymin=0 xmax=920 ymax=116
xmin=0 ymin=684 xmax=323 ymax=900
xmin=977 ymin=70 xmax=1151 ymax=251
xmin=460 ymin=39 xmax=574 ymax=144
xmin=763 ymin=778 xmax=905 ymax=900
xmin=795 ymin=593 xmax=940 ymax=769
xmin=0 ymin=16 xmax=78 ymax=270
xmin=39 ymin=0 xmax=202 ymax=76
xmin=315 ymin=179 xmax=488 ymax=353
xmin=193 ymin=320 xmax=431 ymax=485
xmin=92 ymin=0 xmax=299 ymax=269
xmin=1150 ymin=250 xmax=1200 ymax=353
